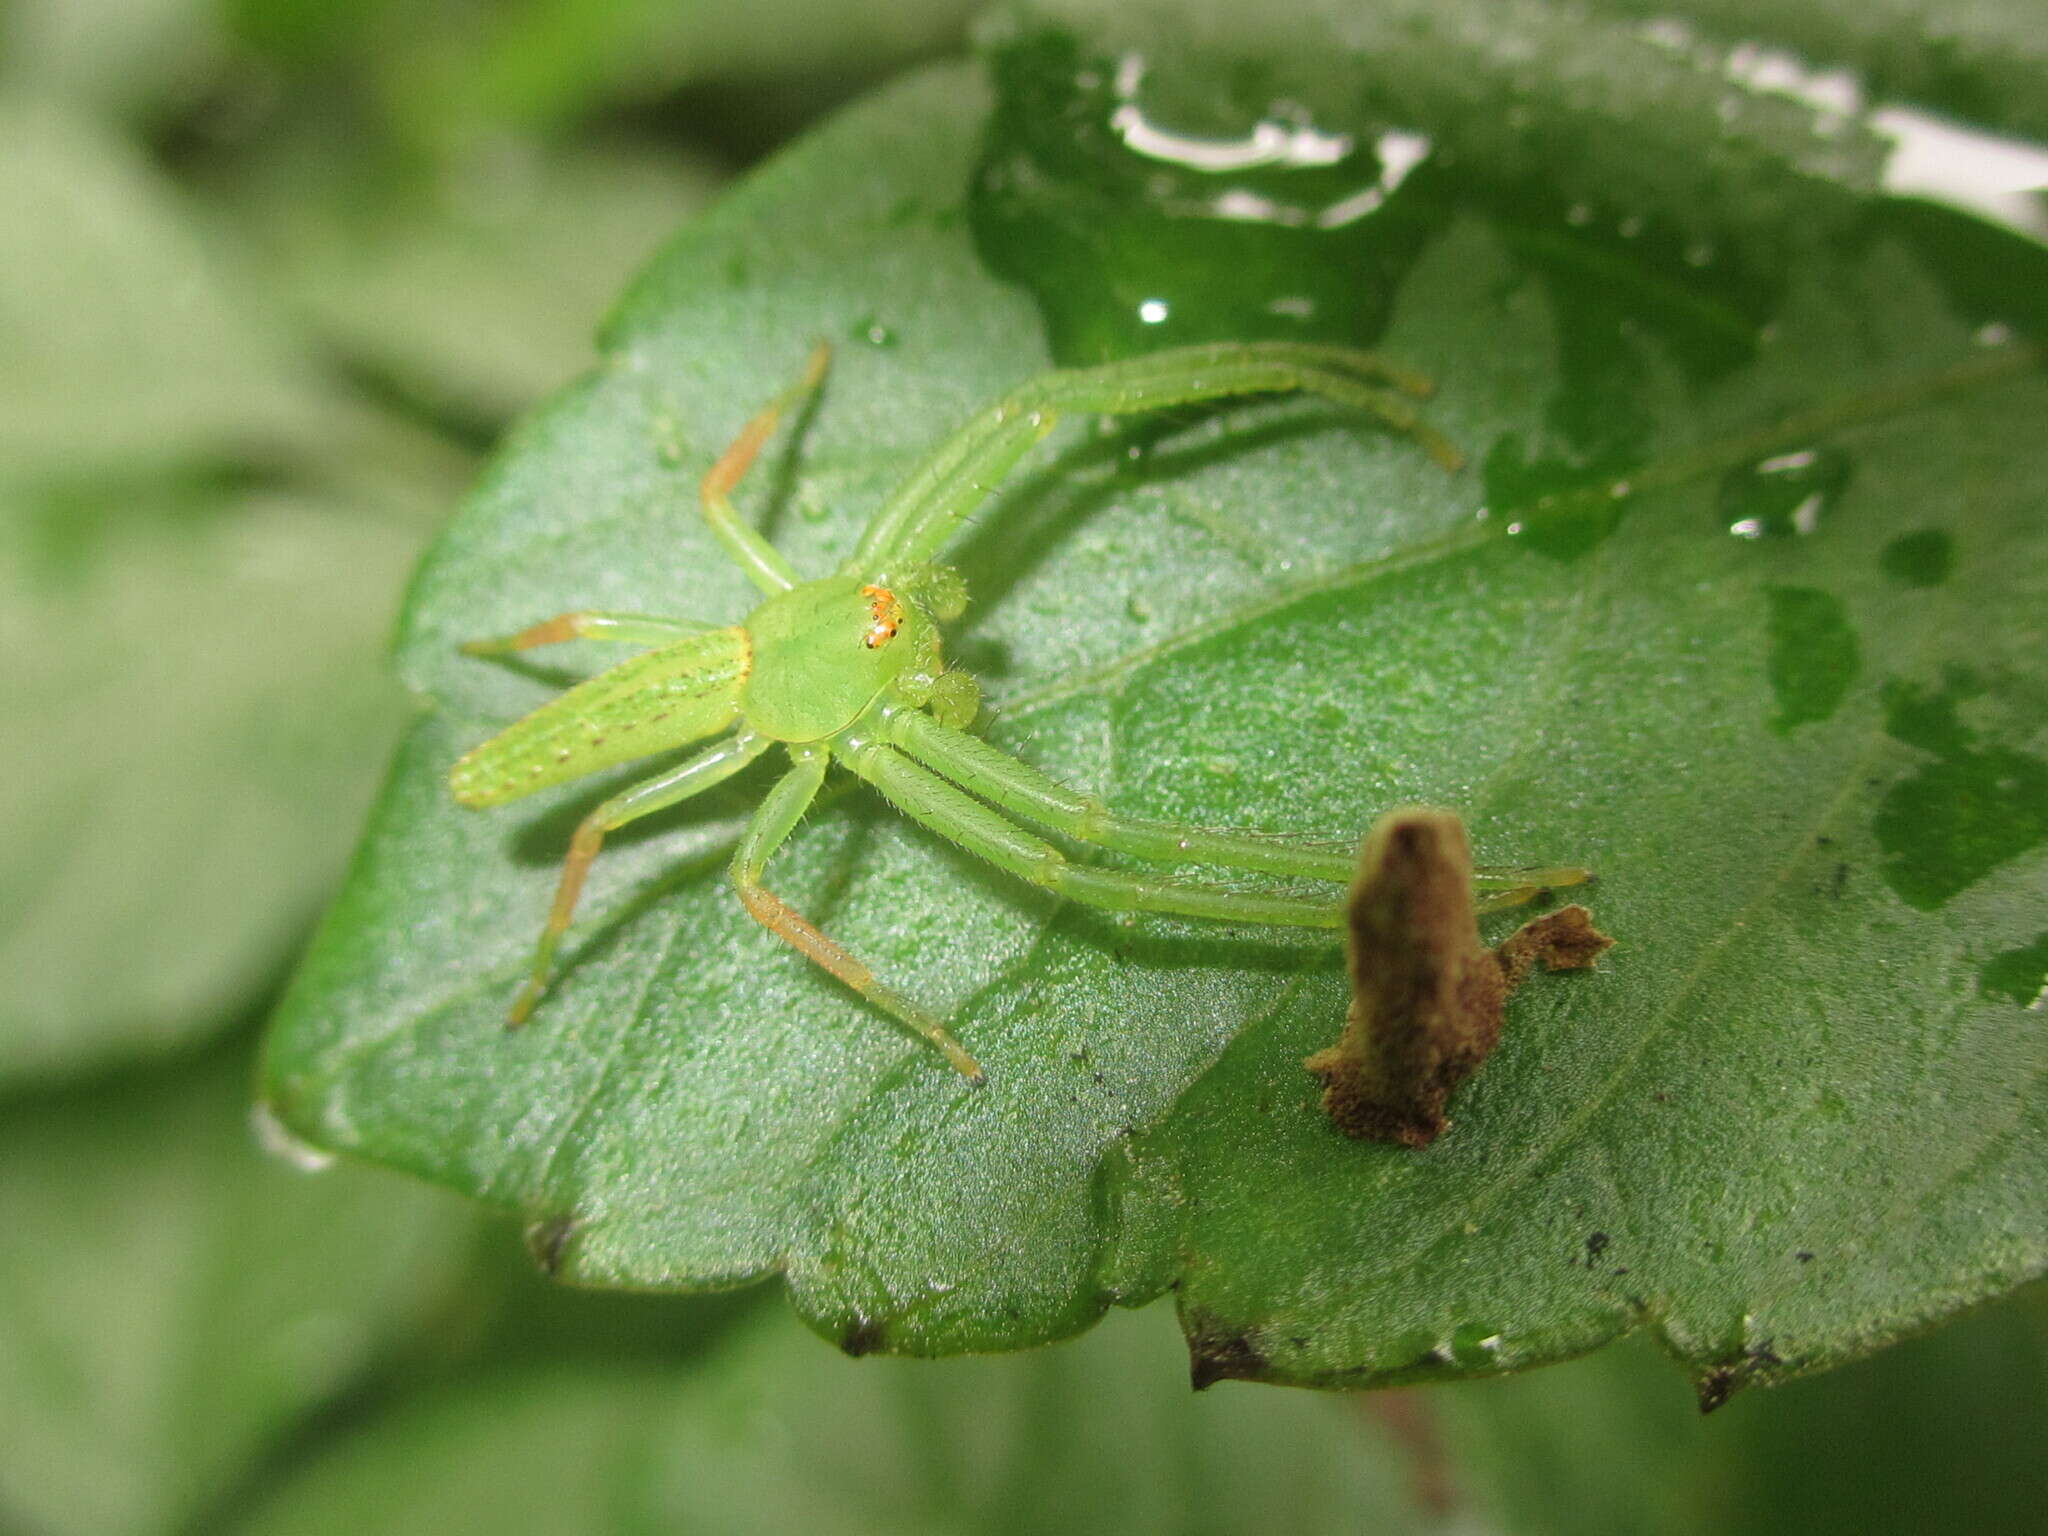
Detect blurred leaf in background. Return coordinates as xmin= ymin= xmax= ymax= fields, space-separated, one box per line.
xmin=0 ymin=1045 xmax=474 ymax=1536
xmin=233 ymin=1282 xmax=2048 ymax=1536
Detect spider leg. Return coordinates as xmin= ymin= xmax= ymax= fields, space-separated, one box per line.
xmin=460 ymin=611 xmax=715 ymax=656
xmin=842 ymin=741 xmax=1347 ymax=930
xmin=732 ymin=752 xmax=985 ymax=1083
xmin=699 ymin=342 xmax=830 ymax=594
xmin=881 ymin=708 xmax=1590 ymax=906
xmin=850 ymin=341 xmax=1460 ymax=577
xmin=507 ymin=730 xmax=772 ymax=1025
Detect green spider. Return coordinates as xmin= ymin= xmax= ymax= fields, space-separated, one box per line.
xmin=450 ymin=340 xmax=1586 ymax=1083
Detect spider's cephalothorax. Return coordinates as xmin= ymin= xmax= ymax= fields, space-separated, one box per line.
xmin=452 ymin=342 xmax=1585 ymax=1082
xmin=739 ymin=568 xmax=975 ymax=743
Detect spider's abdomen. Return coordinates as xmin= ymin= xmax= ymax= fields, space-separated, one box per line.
xmin=448 ymin=625 xmax=750 ymax=807
xmin=741 ymin=574 xmax=924 ymax=742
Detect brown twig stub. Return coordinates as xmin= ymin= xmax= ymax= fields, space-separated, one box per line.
xmin=1305 ymin=809 xmax=1612 ymax=1148
xmin=1495 ymin=903 xmax=1615 ymax=988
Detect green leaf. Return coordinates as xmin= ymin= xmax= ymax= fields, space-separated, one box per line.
xmin=0 ymin=483 xmax=424 ymax=1085
xmin=0 ymin=1044 xmax=475 ymax=1536
xmin=265 ymin=4 xmax=2046 ymax=1398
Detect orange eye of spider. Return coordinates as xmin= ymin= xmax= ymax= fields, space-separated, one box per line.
xmin=859 ymin=584 xmax=903 ymax=649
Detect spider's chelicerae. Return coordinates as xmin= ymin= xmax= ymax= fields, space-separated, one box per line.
xmin=451 ymin=341 xmax=1586 ymax=1082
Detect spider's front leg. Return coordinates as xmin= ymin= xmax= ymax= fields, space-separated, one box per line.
xmin=731 ymin=750 xmax=985 ymax=1083
xmin=848 ymin=340 xmax=1459 ymax=578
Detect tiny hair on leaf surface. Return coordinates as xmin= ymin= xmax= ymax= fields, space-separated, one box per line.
xmin=263 ymin=51 xmax=2046 ymax=1392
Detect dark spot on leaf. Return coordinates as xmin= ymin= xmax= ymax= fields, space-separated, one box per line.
xmin=1830 ymin=861 xmax=1849 ymax=898
xmin=1307 ymin=812 xmax=1613 ymax=1148
xmin=1186 ymin=1310 xmax=1267 ymax=1390
xmin=1696 ymin=1367 xmax=1737 ymax=1414
xmin=1695 ymin=1341 xmax=1784 ymax=1413
xmin=1874 ymin=671 xmax=2048 ymax=909
xmin=1585 ymin=1232 xmax=1611 ymax=1261
xmin=839 ymin=1315 xmax=886 ymax=1357
xmin=1762 ymin=585 xmax=1860 ymax=734
xmin=1979 ymin=933 xmax=2048 ymax=1006
xmin=1796 ymin=1250 xmax=1815 ymax=1263
xmin=522 ymin=1215 xmax=580 ymax=1277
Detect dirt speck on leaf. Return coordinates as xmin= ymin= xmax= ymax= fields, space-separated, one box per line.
xmin=839 ymin=1314 xmax=888 ymax=1357
xmin=1306 ymin=810 xmax=1612 ymax=1147
xmin=1185 ymin=1309 xmax=1267 ymax=1390
xmin=1695 ymin=1341 xmax=1786 ymax=1412
xmin=522 ymin=1215 xmax=580 ymax=1277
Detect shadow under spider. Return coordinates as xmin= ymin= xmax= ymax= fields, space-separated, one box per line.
xmin=947 ymin=399 xmax=1382 ymax=664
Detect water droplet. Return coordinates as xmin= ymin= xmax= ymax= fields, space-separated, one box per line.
xmin=1718 ymin=446 xmax=1851 ymax=539
xmin=1762 ymin=585 xmax=1859 ymax=734
xmin=1873 ymin=671 xmax=2048 ymax=909
xmin=1450 ymin=1322 xmax=1504 ymax=1367
xmin=969 ymin=26 xmax=1446 ymax=362
xmin=1975 ymin=322 xmax=2013 ymax=347
xmin=1979 ymin=933 xmax=2048 ymax=1008
xmin=851 ymin=314 xmax=899 ymax=348
xmin=249 ymin=1102 xmax=336 ymax=1173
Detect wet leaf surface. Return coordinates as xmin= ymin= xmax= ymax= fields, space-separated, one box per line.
xmin=265 ymin=6 xmax=2046 ymax=1393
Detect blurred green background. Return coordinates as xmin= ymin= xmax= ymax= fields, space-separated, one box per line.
xmin=2 ymin=1 xmax=2042 ymax=1532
